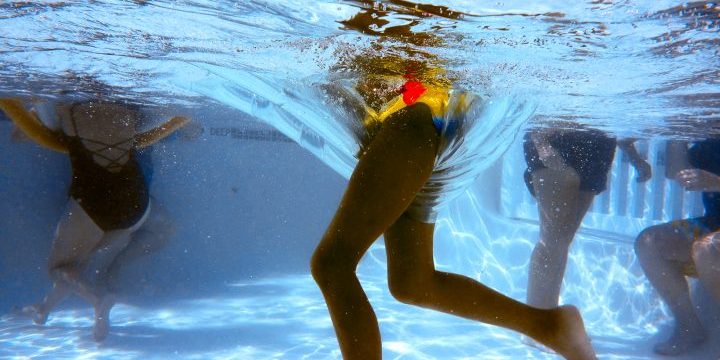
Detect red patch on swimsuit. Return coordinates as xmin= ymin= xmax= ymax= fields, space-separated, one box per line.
xmin=401 ymin=80 xmax=427 ymax=105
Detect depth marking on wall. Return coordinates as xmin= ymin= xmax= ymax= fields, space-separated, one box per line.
xmin=207 ymin=126 xmax=292 ymax=143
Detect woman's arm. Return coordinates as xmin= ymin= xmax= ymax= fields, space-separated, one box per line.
xmin=0 ymin=99 xmax=67 ymax=153
xmin=134 ymin=116 xmax=190 ymax=149
xmin=617 ymin=139 xmax=651 ymax=182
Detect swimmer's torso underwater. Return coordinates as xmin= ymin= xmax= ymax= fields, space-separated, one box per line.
xmin=1 ymin=1 xmax=720 ymax=359
xmin=320 ymin=7 xmax=533 ymax=221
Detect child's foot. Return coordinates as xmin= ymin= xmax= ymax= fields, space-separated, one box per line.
xmin=21 ymin=304 xmax=48 ymax=325
xmin=534 ymin=305 xmax=597 ymax=360
xmin=521 ymin=334 xmax=556 ymax=354
xmin=93 ymin=295 xmax=115 ymax=342
xmin=653 ymin=322 xmax=706 ymax=356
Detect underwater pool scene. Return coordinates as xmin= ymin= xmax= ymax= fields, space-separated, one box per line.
xmin=1 ymin=0 xmax=719 ymax=359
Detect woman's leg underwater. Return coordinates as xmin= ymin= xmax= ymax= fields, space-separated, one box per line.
xmin=311 ymin=104 xmax=439 ymax=360
xmin=527 ymin=167 xmax=595 ymax=309
xmin=24 ymin=199 xmax=105 ymax=324
xmin=87 ymin=202 xmax=165 ymax=341
xmin=45 ymin=198 xmax=136 ymax=341
xmin=22 ymin=281 xmax=71 ymax=325
xmin=85 ymin=229 xmax=137 ymax=341
xmin=385 ymin=213 xmax=596 ymax=360
xmin=103 ymin=199 xmax=174 ymax=291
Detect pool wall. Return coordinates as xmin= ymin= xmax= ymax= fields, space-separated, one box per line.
xmin=0 ymin=112 xmax=346 ymax=311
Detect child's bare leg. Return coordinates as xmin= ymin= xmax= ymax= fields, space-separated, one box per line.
xmin=311 ymin=104 xmax=439 ymax=360
xmin=385 ymin=213 xmax=596 ymax=360
xmin=635 ymin=223 xmax=706 ymax=355
xmin=527 ymin=167 xmax=595 ymax=309
xmin=693 ymin=232 xmax=720 ymax=302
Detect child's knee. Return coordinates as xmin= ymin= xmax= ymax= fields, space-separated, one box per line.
xmin=310 ymin=245 xmax=354 ymax=285
xmin=692 ymin=233 xmax=720 ymax=265
xmin=635 ymin=227 xmax=662 ymax=257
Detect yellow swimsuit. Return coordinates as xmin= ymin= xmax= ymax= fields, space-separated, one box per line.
xmin=363 ymin=79 xmax=453 ymax=132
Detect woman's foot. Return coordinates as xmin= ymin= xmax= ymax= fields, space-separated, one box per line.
xmin=21 ymin=304 xmax=48 ymax=325
xmin=533 ymin=305 xmax=597 ymax=360
xmin=93 ymin=295 xmax=116 ymax=341
xmin=653 ymin=321 xmax=706 ymax=356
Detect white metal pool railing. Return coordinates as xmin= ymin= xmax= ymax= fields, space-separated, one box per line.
xmin=594 ymin=140 xmax=704 ymax=222
xmin=499 ymin=139 xmax=704 ymax=239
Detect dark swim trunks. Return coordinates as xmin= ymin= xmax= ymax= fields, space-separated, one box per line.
xmin=688 ymin=139 xmax=720 ymax=217
xmin=523 ymin=128 xmax=617 ymax=197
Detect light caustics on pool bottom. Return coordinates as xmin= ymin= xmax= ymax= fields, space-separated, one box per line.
xmin=0 ymin=254 xmax=666 ymax=360
xmin=1 ymin=191 xmax=715 ymax=360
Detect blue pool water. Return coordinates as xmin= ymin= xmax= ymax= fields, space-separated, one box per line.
xmin=1 ymin=1 xmax=719 ymax=359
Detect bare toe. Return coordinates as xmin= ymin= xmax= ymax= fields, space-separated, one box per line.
xmin=21 ymin=304 xmax=48 ymax=325
xmin=521 ymin=334 xmax=556 ymax=354
xmin=653 ymin=325 xmax=706 ymax=356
